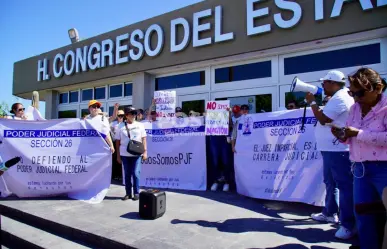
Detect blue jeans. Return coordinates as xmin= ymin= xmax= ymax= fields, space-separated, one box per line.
xmin=209 ymin=136 xmax=232 ymax=183
xmin=353 ymin=161 xmax=387 ymax=249
xmin=321 ymin=151 xmax=355 ymax=230
xmin=121 ymin=156 xmax=142 ymax=196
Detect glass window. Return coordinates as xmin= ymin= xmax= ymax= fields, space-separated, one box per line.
xmin=82 ymin=89 xmax=93 ymax=101
xmin=284 ymin=43 xmax=381 ymax=75
xmin=94 ymin=87 xmax=106 ymax=100
xmin=156 ymin=71 xmax=205 ymax=91
xmin=59 ymin=93 xmax=68 ymax=104
xmin=285 ymin=92 xmax=322 ymax=109
xmin=215 ymin=61 xmax=272 ymax=84
xmin=58 ymin=110 xmax=77 ymax=119
xmin=124 ymin=83 xmax=133 ymax=96
xmin=69 ymin=91 xmax=79 ymax=103
xmin=182 ymin=100 xmax=205 ymax=116
xmin=109 ymin=105 xmax=131 ymax=116
xmin=216 ymin=94 xmax=272 ymax=113
xmin=109 ymin=84 xmax=123 ymax=98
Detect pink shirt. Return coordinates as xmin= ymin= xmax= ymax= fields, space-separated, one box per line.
xmin=345 ymin=94 xmax=387 ymax=162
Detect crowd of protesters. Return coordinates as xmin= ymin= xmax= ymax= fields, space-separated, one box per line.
xmin=2 ymin=67 xmax=387 ymax=249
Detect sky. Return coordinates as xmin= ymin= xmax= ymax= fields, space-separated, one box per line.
xmin=0 ymin=0 xmax=203 ymax=116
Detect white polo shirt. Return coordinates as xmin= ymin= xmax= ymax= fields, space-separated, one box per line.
xmin=314 ymin=88 xmax=354 ymax=152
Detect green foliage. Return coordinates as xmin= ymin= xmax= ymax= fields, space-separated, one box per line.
xmin=0 ymin=101 xmax=10 ymax=117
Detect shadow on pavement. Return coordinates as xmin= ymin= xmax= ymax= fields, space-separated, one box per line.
xmin=171 ymin=217 xmax=352 ymax=245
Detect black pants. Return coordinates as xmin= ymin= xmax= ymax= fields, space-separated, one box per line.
xmin=112 ymin=141 xmax=122 ymax=180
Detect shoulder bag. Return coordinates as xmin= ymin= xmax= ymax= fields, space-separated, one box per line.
xmin=124 ymin=121 xmax=145 ymax=156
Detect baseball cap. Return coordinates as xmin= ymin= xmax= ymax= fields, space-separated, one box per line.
xmin=117 ymin=110 xmax=125 ymax=116
xmin=232 ymin=105 xmax=241 ymax=113
xmin=320 ymin=70 xmax=346 ymax=83
xmin=124 ymin=107 xmax=137 ymax=115
xmin=88 ymin=100 xmax=102 ymax=108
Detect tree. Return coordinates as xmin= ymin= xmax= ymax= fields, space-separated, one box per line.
xmin=0 ymin=101 xmax=10 ymax=117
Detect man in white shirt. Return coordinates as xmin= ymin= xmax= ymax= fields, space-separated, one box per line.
xmin=85 ymin=100 xmax=114 ymax=154
xmin=305 ymin=70 xmax=355 ymax=240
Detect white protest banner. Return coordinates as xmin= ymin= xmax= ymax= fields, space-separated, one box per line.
xmin=234 ymin=109 xmax=326 ymax=206
xmin=0 ymin=118 xmax=112 ymax=203
xmin=140 ymin=117 xmax=207 ymax=191
xmin=205 ymin=100 xmax=230 ymax=136
xmin=229 ymin=96 xmax=256 ymax=113
xmin=154 ymin=90 xmax=176 ymax=119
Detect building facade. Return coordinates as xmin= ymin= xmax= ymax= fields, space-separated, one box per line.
xmin=12 ymin=0 xmax=387 ymax=118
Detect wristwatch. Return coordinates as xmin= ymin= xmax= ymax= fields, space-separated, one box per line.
xmin=310 ymin=101 xmax=317 ymax=106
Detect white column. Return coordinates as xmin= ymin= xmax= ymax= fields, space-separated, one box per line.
xmin=132 ymin=72 xmax=154 ymax=109
xmin=44 ymin=90 xmax=58 ymax=119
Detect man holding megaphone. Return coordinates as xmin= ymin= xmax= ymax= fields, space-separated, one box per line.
xmin=304 ymin=70 xmax=356 ymax=240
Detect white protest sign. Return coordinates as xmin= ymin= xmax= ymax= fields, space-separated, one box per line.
xmin=234 ymin=109 xmax=326 ymax=206
xmin=140 ymin=117 xmax=207 ymax=191
xmin=205 ymin=100 xmax=230 ymax=136
xmin=154 ymin=91 xmax=176 ymax=119
xmin=0 ymin=118 xmax=112 ymax=203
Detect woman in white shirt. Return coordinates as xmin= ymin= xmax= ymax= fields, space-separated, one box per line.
xmin=115 ymin=107 xmax=148 ymax=201
xmin=6 ymin=103 xmax=27 ymax=120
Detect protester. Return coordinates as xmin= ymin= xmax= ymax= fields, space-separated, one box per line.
xmin=7 ymin=103 xmax=27 ymax=120
xmin=110 ymin=110 xmax=125 ymax=181
xmin=86 ymin=100 xmax=115 ymax=154
xmin=115 ymin=107 xmax=148 ymax=201
xmin=231 ymin=104 xmax=249 ymax=154
xmin=108 ymin=103 xmax=120 ymax=123
xmin=332 ymin=67 xmax=387 ymax=249
xmin=286 ymin=100 xmax=298 ymax=110
xmin=136 ymin=109 xmax=145 ymax=121
xmin=306 ymin=70 xmax=356 ymax=239
xmin=322 ymin=96 xmax=331 ymax=106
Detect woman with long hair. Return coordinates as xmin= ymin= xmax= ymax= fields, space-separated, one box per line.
xmin=7 ymin=103 xmax=27 ymax=120
xmin=332 ymin=67 xmax=387 ymax=249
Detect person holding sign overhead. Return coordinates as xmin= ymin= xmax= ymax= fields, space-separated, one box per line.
xmin=306 ymin=70 xmax=356 ymax=240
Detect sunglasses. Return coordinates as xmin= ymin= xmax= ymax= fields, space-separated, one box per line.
xmin=90 ymin=104 xmax=99 ymax=109
xmin=348 ymin=89 xmax=365 ymax=98
xmin=118 ymin=115 xmax=125 ymax=118
xmin=17 ymin=108 xmax=25 ymax=112
xmin=287 ymin=105 xmax=295 ymax=109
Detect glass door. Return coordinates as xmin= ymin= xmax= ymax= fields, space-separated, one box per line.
xmin=211 ymin=86 xmax=277 ymax=113
xmin=178 ymin=93 xmax=209 ymax=116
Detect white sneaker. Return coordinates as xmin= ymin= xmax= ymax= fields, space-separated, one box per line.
xmin=311 ymin=213 xmax=339 ymax=224
xmin=335 ymin=226 xmax=356 ymax=240
xmin=211 ymin=183 xmax=218 ymax=191
xmin=223 ymin=183 xmax=230 ymax=192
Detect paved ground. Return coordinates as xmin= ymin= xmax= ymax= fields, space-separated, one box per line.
xmin=1 ymin=183 xmax=355 ymax=249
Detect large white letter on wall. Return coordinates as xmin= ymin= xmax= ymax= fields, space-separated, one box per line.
xmin=37 ymin=59 xmax=50 ymax=81
xmin=76 ymin=46 xmax=88 ymax=73
xmin=315 ymin=0 xmax=324 ymax=21
xmin=64 ymin=50 xmax=75 ymax=76
xmin=274 ymin=0 xmax=302 ymax=28
xmin=193 ymin=9 xmax=212 ymax=47
xmin=130 ymin=29 xmax=145 ymax=61
xmin=144 ymin=24 xmax=164 ymax=57
xmin=247 ymin=0 xmax=271 ymax=36
xmin=87 ymin=43 xmax=101 ymax=70
xmin=116 ymin=33 xmax=129 ymax=64
xmin=101 ymin=39 xmax=114 ymax=68
xmin=53 ymin=54 xmax=64 ymax=78
xmin=331 ymin=0 xmax=373 ymax=18
xmin=215 ymin=6 xmax=234 ymax=43
xmin=170 ymin=18 xmax=190 ymax=52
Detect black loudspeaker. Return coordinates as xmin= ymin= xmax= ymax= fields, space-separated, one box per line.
xmin=139 ymin=189 xmax=166 ymax=220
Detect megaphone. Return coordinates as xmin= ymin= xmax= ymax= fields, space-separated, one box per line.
xmin=290 ymin=77 xmax=323 ymax=95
